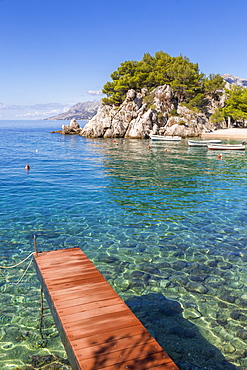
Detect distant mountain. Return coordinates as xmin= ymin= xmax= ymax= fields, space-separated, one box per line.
xmin=222 ymin=74 xmax=247 ymax=88
xmin=46 ymin=100 xmax=101 ymax=120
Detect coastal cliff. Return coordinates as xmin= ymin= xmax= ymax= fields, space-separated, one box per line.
xmin=57 ymin=72 xmax=247 ymax=139
xmin=79 ymin=84 xmax=226 ymax=138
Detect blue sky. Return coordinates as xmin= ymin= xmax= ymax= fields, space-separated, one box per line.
xmin=0 ymin=0 xmax=247 ymax=120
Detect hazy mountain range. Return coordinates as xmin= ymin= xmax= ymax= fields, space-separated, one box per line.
xmin=46 ymin=100 xmax=102 ymax=121
xmin=46 ymin=74 xmax=247 ymax=121
xmin=222 ymin=74 xmax=247 ymax=88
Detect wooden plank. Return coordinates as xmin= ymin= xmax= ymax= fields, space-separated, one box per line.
xmin=40 ymin=270 xmax=103 ymax=285
xmin=99 ymin=359 xmax=178 ymax=370
xmin=73 ymin=334 xmax=158 ymax=357
xmin=53 ymin=290 xmax=120 ymax=309
xmin=70 ymin=328 xmax=153 ymax=350
xmin=33 ymin=247 xmax=179 ymax=370
xmin=64 ymin=315 xmax=146 ymax=342
xmin=58 ymin=303 xmax=129 ymax=324
xmin=56 ymin=297 xmax=123 ymax=315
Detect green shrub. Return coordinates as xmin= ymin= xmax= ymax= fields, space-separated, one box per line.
xmin=169 ymin=108 xmax=178 ymax=116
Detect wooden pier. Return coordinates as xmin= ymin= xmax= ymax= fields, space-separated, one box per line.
xmin=33 ymin=247 xmax=179 ymax=370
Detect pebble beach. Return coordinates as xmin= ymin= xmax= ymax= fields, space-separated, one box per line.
xmin=202 ymin=128 xmax=247 ymax=139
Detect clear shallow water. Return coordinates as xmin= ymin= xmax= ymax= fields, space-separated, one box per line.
xmin=0 ymin=120 xmax=247 ymax=369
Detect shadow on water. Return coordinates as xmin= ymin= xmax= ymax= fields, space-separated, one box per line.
xmin=124 ymin=293 xmax=243 ymax=370
xmin=87 ymin=293 xmax=242 ymax=370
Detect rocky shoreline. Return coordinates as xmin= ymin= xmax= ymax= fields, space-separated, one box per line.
xmin=55 ymin=84 xmax=228 ymax=139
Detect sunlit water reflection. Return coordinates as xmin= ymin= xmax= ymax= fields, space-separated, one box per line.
xmin=0 ymin=120 xmax=246 ymax=369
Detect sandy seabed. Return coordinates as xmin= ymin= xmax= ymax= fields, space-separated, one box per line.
xmin=201 ymin=128 xmax=247 ymax=139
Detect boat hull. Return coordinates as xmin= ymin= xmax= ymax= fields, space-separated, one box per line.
xmin=150 ymin=135 xmax=181 ymax=141
xmin=207 ymin=144 xmax=246 ymax=150
xmin=188 ymin=140 xmax=222 ymax=146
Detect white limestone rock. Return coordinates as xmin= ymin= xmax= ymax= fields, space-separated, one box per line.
xmin=81 ymin=85 xmax=227 ymax=139
xmin=125 ymin=109 xmax=153 ymax=138
xmin=70 ymin=118 xmax=80 ymax=129
xmin=62 ymin=118 xmax=81 ymax=135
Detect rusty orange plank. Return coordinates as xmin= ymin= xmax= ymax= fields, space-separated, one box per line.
xmin=53 ymin=290 xmax=120 ymax=309
xmin=65 ymin=315 xmax=146 ymax=342
xmin=33 ymin=247 xmax=179 ymax=370
xmin=40 ymin=263 xmax=97 ymax=276
xmin=76 ymin=345 xmax=175 ymax=369
xmin=58 ymin=302 xmax=129 ymax=324
xmin=48 ymin=280 xmax=108 ymax=296
xmin=56 ymin=297 xmax=123 ymax=316
xmin=74 ymin=334 xmax=158 ymax=358
xmin=100 ymin=359 xmax=179 ymax=370
xmin=70 ymin=329 xmax=153 ymax=350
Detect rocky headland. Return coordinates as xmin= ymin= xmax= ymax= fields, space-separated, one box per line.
xmin=83 ymin=85 xmax=228 ymax=138
xmin=58 ymin=84 xmax=227 ymax=138
xmin=53 ymin=72 xmax=247 ymax=139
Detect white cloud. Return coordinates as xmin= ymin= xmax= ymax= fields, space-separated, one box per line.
xmin=0 ymin=103 xmax=7 ymax=109
xmin=62 ymin=106 xmax=71 ymax=112
xmin=15 ymin=109 xmax=64 ymax=118
xmin=0 ymin=102 xmax=74 ymax=120
xmin=15 ymin=112 xmax=41 ymax=117
xmin=87 ymin=90 xmax=103 ymax=96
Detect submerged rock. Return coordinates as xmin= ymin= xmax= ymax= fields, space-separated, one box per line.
xmin=16 ymin=354 xmax=72 ymax=370
xmin=230 ymin=311 xmax=247 ymax=322
xmin=128 ymin=279 xmax=146 ymax=293
xmin=168 ymin=325 xmax=197 ymax=338
xmin=172 ymin=260 xmax=188 ymax=271
xmin=190 ymin=274 xmax=208 ymax=282
xmin=183 ymin=307 xmax=202 ymax=320
xmin=237 ymin=329 xmax=247 ymax=340
xmin=185 ymin=281 xmax=209 ymax=294
xmin=130 ymin=270 xmax=146 ymax=279
xmin=100 ymin=255 xmax=120 ymax=264
xmin=139 ymin=263 xmax=160 ymax=275
xmin=219 ymin=293 xmax=237 ymax=304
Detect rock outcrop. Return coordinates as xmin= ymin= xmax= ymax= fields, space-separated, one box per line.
xmin=61 ymin=118 xmax=82 ymax=134
xmin=81 ymin=84 xmax=224 ymax=138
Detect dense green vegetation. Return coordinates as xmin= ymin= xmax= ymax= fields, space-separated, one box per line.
xmin=102 ymin=51 xmax=224 ymax=110
xmin=102 ymin=51 xmax=247 ymax=125
xmin=211 ymin=86 xmax=247 ymax=125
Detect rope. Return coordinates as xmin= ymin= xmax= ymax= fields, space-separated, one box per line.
xmin=0 ymin=252 xmax=34 ymax=269
xmin=13 ymin=257 xmax=34 ymax=285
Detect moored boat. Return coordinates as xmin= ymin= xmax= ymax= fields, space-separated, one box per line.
xmin=150 ymin=134 xmax=181 ymax=141
xmin=188 ymin=139 xmax=222 ymax=146
xmin=207 ymin=143 xmax=246 ymax=150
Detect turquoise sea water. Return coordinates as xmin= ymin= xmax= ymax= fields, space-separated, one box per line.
xmin=0 ymin=120 xmax=247 ymax=370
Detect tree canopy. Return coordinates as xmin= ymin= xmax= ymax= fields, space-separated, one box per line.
xmin=211 ymin=86 xmax=247 ymax=125
xmin=223 ymin=86 xmax=247 ymax=122
xmin=102 ymin=51 xmax=224 ymax=109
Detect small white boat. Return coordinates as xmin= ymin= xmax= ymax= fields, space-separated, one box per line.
xmin=188 ymin=139 xmax=222 ymax=147
xmin=150 ymin=134 xmax=181 ymax=141
xmin=207 ymin=143 xmax=246 ymax=151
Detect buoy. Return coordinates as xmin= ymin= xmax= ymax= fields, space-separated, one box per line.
xmin=164 ymin=149 xmax=167 ymax=152
xmin=148 ymin=145 xmax=151 ymax=149
xmin=25 ymin=164 xmax=30 ymax=170
xmin=218 ymin=154 xmax=222 ymax=160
